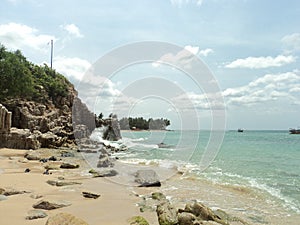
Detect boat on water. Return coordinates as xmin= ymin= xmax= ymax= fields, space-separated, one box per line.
xmin=238 ymin=128 xmax=244 ymax=132
xmin=289 ymin=128 xmax=300 ymax=134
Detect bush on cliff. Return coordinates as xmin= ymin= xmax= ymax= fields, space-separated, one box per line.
xmin=0 ymin=44 xmax=72 ymax=105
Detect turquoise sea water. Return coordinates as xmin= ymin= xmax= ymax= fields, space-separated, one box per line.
xmin=119 ymin=130 xmax=300 ymax=213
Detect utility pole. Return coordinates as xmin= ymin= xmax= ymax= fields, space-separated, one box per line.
xmin=50 ymin=39 xmax=53 ymax=69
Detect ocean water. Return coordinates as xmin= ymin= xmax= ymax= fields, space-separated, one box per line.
xmin=116 ymin=130 xmax=300 ymax=214
xmin=87 ymin=129 xmax=300 ymax=223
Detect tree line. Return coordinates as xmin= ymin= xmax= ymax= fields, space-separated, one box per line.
xmin=0 ymin=44 xmax=71 ymax=105
xmin=119 ymin=117 xmax=170 ymax=130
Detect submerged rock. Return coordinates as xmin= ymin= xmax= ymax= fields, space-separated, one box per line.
xmin=134 ymin=169 xmax=161 ymax=187
xmin=45 ymin=212 xmax=89 ymax=225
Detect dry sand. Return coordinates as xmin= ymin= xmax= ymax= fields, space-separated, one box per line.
xmin=0 ymin=148 xmax=159 ymax=225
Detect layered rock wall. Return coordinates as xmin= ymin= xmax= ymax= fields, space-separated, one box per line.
xmin=0 ymin=104 xmax=11 ymax=133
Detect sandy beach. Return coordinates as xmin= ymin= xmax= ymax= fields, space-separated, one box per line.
xmin=0 ymin=148 xmax=159 ymax=225
xmin=1 ymin=147 xmax=300 ymax=225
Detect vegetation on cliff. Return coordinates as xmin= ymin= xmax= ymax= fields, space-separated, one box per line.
xmin=0 ymin=44 xmax=72 ymax=106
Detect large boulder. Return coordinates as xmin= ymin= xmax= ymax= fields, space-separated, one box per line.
xmin=178 ymin=202 xmax=228 ymax=225
xmin=134 ymin=169 xmax=161 ymax=187
xmin=156 ymin=201 xmax=178 ymax=225
xmin=177 ymin=212 xmax=197 ymax=225
xmin=102 ymin=114 xmax=121 ymax=141
xmin=24 ymin=151 xmax=41 ymax=160
xmin=45 ymin=213 xmax=89 ymax=225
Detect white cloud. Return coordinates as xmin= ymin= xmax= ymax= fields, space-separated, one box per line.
xmin=60 ymin=24 xmax=83 ymax=38
xmin=170 ymin=0 xmax=204 ymax=7
xmin=0 ymin=22 xmax=55 ymax=52
xmin=282 ymin=33 xmax=300 ymax=53
xmin=225 ymin=55 xmax=296 ymax=69
xmin=184 ymin=45 xmax=213 ymax=56
xmin=184 ymin=45 xmax=199 ymax=55
xmin=199 ymin=48 xmax=214 ymax=56
xmin=53 ymin=56 xmax=91 ymax=80
xmin=152 ymin=45 xmax=213 ymax=68
xmin=171 ymin=91 xmax=225 ymax=111
xmin=223 ymin=71 xmax=300 ymax=106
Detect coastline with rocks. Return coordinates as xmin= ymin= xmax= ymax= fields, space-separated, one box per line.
xmin=1 ymin=132 xmax=300 ymax=224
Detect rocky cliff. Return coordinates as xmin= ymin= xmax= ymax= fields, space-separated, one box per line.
xmin=0 ymin=45 xmax=121 ymax=149
xmin=0 ymin=89 xmax=122 ymax=150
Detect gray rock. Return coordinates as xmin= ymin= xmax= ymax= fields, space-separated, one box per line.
xmin=30 ymin=194 xmax=43 ymax=199
xmin=156 ymin=201 xmax=178 ymax=225
xmin=82 ymin=191 xmax=100 ymax=199
xmin=24 ymin=151 xmax=41 ymax=160
xmin=45 ymin=212 xmax=89 ymax=225
xmin=46 ymin=180 xmax=82 ymax=186
xmin=26 ymin=210 xmax=48 ymax=220
xmin=60 ymin=162 xmax=80 ymax=169
xmin=177 ymin=212 xmax=197 ymax=225
xmin=179 ymin=202 xmax=228 ymax=225
xmin=2 ymin=188 xmax=29 ymax=196
xmin=97 ymin=155 xmax=114 ymax=168
xmin=0 ymin=195 xmax=7 ymax=201
xmin=0 ymin=104 xmax=11 ymax=132
xmin=134 ymin=169 xmax=161 ymax=187
xmin=90 ymin=169 xmax=118 ymax=177
xmin=60 ymin=151 xmax=75 ymax=157
xmin=102 ymin=115 xmax=122 ymax=141
xmin=39 ymin=132 xmax=62 ymax=148
xmin=33 ymin=199 xmax=71 ymax=210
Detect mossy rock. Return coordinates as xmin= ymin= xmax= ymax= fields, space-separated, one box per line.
xmin=129 ymin=216 xmax=149 ymax=225
xmin=151 ymin=192 xmax=166 ymax=201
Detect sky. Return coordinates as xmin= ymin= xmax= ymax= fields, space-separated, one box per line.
xmin=1 ymin=0 xmax=300 ymax=130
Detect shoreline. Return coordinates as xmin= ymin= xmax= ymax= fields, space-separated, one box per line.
xmin=1 ymin=147 xmax=299 ymax=225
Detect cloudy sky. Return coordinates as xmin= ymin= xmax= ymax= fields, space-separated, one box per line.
xmin=1 ymin=0 xmax=300 ymax=130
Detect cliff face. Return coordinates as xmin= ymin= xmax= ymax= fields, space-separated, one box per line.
xmin=0 ymin=84 xmax=90 ymax=149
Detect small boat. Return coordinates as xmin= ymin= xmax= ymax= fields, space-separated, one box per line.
xmin=237 ymin=128 xmax=244 ymax=132
xmin=289 ymin=128 xmax=300 ymax=134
